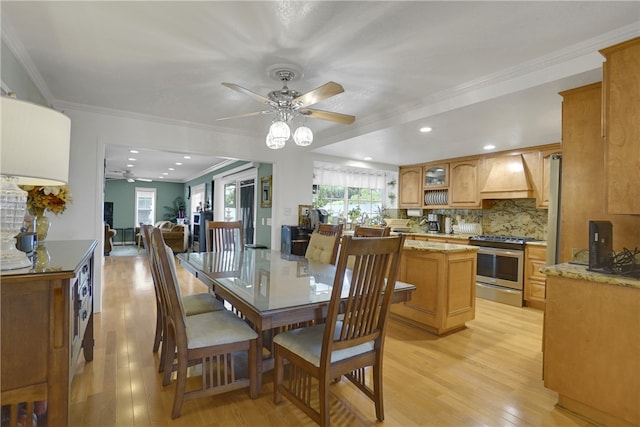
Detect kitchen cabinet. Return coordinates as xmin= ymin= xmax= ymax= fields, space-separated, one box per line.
xmin=600 ymin=37 xmax=640 ymax=214
xmin=1 ymin=240 xmax=97 ymax=427
xmin=391 ymin=241 xmax=477 ymax=335
xmin=559 ymin=82 xmax=640 ymax=264
xmin=398 ymin=165 xmax=423 ymax=208
xmin=449 ymin=159 xmax=480 ymax=207
xmin=543 ymin=267 xmax=639 ymax=426
xmin=524 ymin=244 xmax=546 ymax=309
xmin=522 ymin=145 xmax=561 ymax=209
xmin=423 ymin=163 xmax=449 ymax=208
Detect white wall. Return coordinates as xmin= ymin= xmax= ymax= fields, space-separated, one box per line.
xmin=53 ymin=106 xmax=395 ymax=312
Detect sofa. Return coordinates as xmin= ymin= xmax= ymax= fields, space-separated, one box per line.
xmin=104 ymin=223 xmax=117 ymax=256
xmin=154 ymin=221 xmax=189 ymax=253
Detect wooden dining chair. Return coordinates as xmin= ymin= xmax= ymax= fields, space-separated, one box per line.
xmin=205 ymin=220 xmax=244 ymax=252
xmin=151 ymin=227 xmax=258 ymax=419
xmin=140 ymin=225 xmax=224 ymax=373
xmin=273 ymin=234 xmax=405 ymax=426
xmin=305 ymin=223 xmax=343 ymax=265
xmin=353 ymin=225 xmax=391 ymax=237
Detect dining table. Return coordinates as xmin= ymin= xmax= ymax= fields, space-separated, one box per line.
xmin=176 ymin=249 xmax=415 ymax=388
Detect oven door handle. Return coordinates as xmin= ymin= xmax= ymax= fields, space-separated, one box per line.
xmin=477 ymin=247 xmax=523 ymax=258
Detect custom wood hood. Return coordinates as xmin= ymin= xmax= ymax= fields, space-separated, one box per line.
xmin=480 ymin=155 xmax=534 ymax=199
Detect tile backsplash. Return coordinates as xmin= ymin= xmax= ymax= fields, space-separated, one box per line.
xmin=401 ymin=199 xmax=549 ymax=241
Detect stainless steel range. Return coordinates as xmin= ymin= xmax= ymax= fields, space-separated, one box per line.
xmin=468 ymin=235 xmax=537 ymax=307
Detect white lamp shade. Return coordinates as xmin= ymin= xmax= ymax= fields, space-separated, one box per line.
xmin=293 ymin=126 xmax=313 ymax=146
xmin=1 ymin=97 xmax=71 ymax=185
xmin=269 ymin=121 xmax=290 ymax=144
xmin=266 ymin=133 xmax=285 ymax=150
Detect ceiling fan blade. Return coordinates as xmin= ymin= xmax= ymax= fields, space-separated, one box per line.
xmin=216 ymin=110 xmax=273 ymax=121
xmin=222 ymin=82 xmax=271 ymax=104
xmin=302 ymin=108 xmax=355 ymax=125
xmin=293 ymin=82 xmax=344 ymax=108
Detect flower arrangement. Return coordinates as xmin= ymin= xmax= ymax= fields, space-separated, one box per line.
xmin=20 ymin=185 xmax=73 ymax=215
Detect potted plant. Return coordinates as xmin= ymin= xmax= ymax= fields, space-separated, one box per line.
xmin=348 ymin=206 xmax=362 ymax=229
xmin=164 ymin=196 xmax=187 ymax=222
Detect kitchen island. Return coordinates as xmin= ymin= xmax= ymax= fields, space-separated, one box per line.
xmin=542 ymin=263 xmax=639 ymax=427
xmin=390 ymin=239 xmax=478 ymax=335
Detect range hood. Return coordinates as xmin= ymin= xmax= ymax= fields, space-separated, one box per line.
xmin=480 ymin=155 xmax=534 ymax=199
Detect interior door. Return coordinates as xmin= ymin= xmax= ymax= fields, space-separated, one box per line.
xmin=220 ymin=170 xmax=256 ymax=245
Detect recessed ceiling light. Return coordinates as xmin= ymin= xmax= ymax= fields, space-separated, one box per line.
xmin=126 ymin=164 xmax=134 ymax=168
xmin=175 ymin=162 xmax=182 ymax=166
xmin=129 ymin=150 xmax=139 ymax=154
xmin=168 ymin=167 xmax=175 ymax=171
xmin=163 ymin=172 xmax=169 ymax=175
xmin=363 ymin=156 xmax=373 ymax=161
xmin=183 ymin=155 xmax=191 ymax=159
xmin=483 ymin=144 xmax=496 ymax=150
xmin=419 ymin=126 xmax=432 ymax=133
xmin=128 ymin=157 xmax=136 ymax=161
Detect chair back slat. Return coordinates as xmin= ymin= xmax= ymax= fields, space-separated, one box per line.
xmin=321 ymin=235 xmax=404 ymax=360
xmin=205 ymin=220 xmax=244 ymax=252
xmin=353 ymin=226 xmax=391 ymax=237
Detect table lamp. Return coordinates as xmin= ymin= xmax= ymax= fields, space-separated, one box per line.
xmin=1 ymin=95 xmax=71 ymax=270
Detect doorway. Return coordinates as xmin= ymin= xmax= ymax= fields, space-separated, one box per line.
xmin=219 ymin=170 xmax=256 ymax=245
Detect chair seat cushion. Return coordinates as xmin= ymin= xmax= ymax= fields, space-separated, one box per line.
xmin=305 ymin=233 xmax=337 ymax=264
xmin=186 ymin=310 xmax=258 ymax=350
xmin=183 ymin=293 xmax=225 ymax=316
xmin=273 ymin=322 xmax=374 ymax=367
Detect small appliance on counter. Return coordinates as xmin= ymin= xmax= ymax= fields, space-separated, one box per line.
xmin=426 ymin=214 xmax=444 ymax=234
xmin=309 ymin=208 xmax=329 ymax=230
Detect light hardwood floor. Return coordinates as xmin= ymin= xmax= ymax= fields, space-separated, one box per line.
xmin=68 ymin=253 xmax=591 ymax=426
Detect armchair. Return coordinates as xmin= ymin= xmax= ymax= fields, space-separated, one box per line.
xmin=104 ymin=224 xmax=117 ymax=256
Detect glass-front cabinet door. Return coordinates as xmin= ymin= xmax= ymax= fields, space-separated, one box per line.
xmin=424 ymin=164 xmax=448 ymax=188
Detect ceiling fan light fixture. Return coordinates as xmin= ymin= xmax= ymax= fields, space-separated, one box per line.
xmin=293 ymin=126 xmax=313 ymax=146
xmin=269 ymin=120 xmax=290 ymax=144
xmin=266 ymin=133 xmax=285 ymax=150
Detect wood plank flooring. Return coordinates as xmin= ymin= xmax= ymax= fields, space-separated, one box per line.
xmin=68 ymin=253 xmax=592 ymax=426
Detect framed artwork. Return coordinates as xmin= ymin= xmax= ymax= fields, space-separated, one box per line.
xmin=260 ymin=175 xmax=272 ymax=208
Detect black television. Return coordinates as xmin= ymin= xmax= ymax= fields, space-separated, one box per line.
xmin=588 ymin=220 xmax=613 ymax=271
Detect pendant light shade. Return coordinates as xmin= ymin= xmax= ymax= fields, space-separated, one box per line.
xmin=266 ymin=133 xmax=285 ymax=150
xmin=269 ymin=121 xmax=290 ymax=145
xmin=293 ymin=126 xmax=313 ymax=146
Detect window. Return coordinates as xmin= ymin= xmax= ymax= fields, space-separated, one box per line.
xmin=135 ymin=187 xmax=156 ymax=225
xmin=313 ymin=163 xmax=397 ymax=225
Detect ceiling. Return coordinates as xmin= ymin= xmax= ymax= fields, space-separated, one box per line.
xmin=2 ymin=2 xmax=639 ymax=182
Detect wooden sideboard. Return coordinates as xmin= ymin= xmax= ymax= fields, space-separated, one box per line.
xmin=1 ymin=240 xmax=97 ymax=426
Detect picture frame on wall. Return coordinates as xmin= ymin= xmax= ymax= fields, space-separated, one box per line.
xmin=260 ymin=175 xmax=272 ymax=208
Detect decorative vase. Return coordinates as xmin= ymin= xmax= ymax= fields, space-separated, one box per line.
xmin=31 ymin=209 xmax=51 ymax=242
xmin=34 ymin=244 xmax=51 ymax=272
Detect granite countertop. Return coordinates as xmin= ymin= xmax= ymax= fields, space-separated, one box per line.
xmin=541 ymin=263 xmax=640 ymax=289
xmin=403 ymin=239 xmax=479 ymax=253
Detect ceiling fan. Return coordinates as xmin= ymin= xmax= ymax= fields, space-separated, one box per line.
xmin=108 ymin=170 xmax=152 ymax=183
xmin=218 ymin=67 xmax=355 ymax=149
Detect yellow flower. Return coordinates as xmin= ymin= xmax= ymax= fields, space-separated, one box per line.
xmin=20 ymin=185 xmax=73 ymax=215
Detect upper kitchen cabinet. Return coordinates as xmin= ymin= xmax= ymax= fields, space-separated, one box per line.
xmin=522 ymin=144 xmax=562 ymax=209
xmin=423 ymin=163 xmax=449 ymax=208
xmin=399 ymin=165 xmax=423 ymax=208
xmin=423 ymin=164 xmax=448 ymax=188
xmin=600 ymin=37 xmax=640 ymax=214
xmin=449 ymin=160 xmax=480 ymax=207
